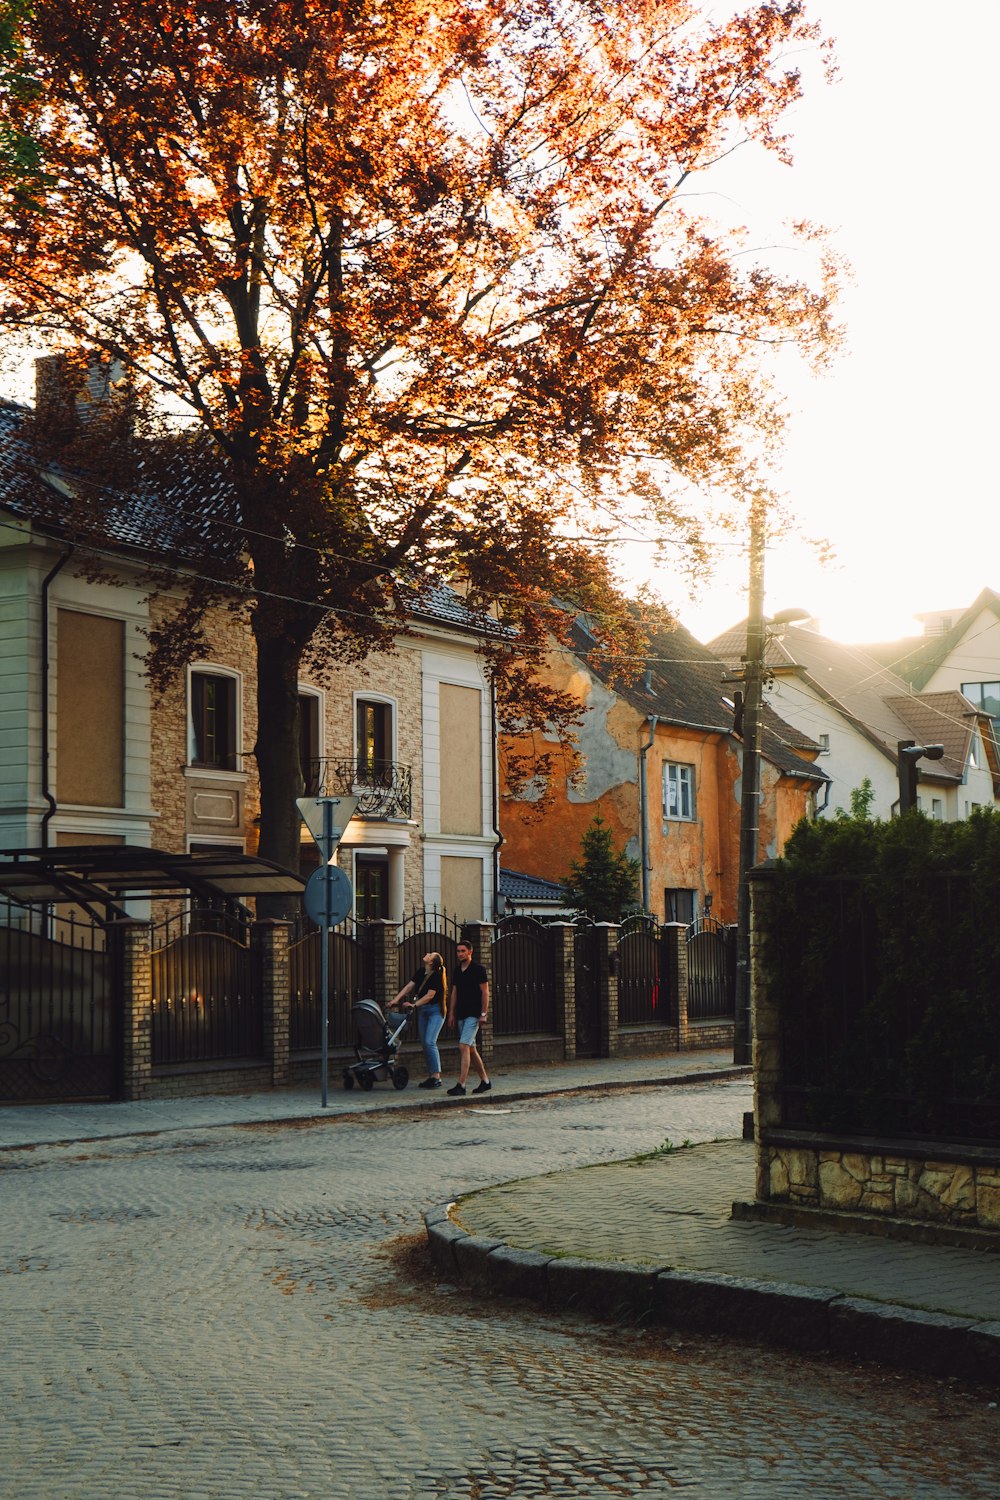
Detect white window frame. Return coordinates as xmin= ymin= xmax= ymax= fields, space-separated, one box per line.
xmin=186 ymin=663 xmax=244 ymax=775
xmin=662 ymin=761 xmax=696 ymax=821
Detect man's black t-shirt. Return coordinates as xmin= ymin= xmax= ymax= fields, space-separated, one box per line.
xmin=451 ymin=960 xmax=488 ymax=1020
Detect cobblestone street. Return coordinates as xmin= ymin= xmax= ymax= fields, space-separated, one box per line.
xmin=3 ymin=1077 xmax=998 ymax=1499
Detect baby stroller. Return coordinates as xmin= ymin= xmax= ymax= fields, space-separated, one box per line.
xmin=343 ymin=999 xmax=410 ymax=1092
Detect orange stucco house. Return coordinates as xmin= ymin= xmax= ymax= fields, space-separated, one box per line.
xmin=500 ymin=616 xmax=828 ymax=923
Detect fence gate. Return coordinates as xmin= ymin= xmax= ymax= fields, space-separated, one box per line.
xmin=617 ymin=914 xmax=669 ymax=1025
xmin=573 ymin=921 xmax=601 ymax=1056
xmin=491 ymin=917 xmax=557 ymax=1035
xmin=150 ymin=912 xmax=262 ymax=1066
xmin=686 ymin=917 xmax=736 ymax=1021
xmin=289 ymin=919 xmax=375 ymax=1052
xmin=397 ymin=910 xmax=464 ymax=992
xmin=0 ymin=904 xmax=119 ymax=1103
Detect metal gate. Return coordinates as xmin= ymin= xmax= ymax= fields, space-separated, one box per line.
xmin=618 ymin=914 xmax=669 ymax=1025
xmin=150 ymin=912 xmax=262 ymax=1065
xmin=573 ymin=920 xmax=601 ymax=1056
xmin=491 ymin=916 xmax=557 ymax=1035
xmin=0 ymin=902 xmax=119 ymax=1102
xmin=397 ymin=910 xmax=463 ymax=991
xmin=289 ymin=918 xmax=375 ymax=1051
xmin=686 ymin=917 xmax=736 ymax=1020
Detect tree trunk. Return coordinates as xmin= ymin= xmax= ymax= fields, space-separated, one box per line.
xmin=253 ymin=623 xmax=305 ymax=920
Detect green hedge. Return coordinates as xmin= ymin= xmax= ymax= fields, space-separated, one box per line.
xmin=761 ymin=809 xmax=1000 ymax=1141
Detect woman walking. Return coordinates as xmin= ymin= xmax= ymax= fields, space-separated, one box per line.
xmin=391 ymin=952 xmax=447 ymax=1089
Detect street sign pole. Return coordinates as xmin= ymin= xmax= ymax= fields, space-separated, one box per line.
xmin=296 ymin=794 xmax=359 ymax=1109
xmin=320 ymin=798 xmax=332 ymax=1108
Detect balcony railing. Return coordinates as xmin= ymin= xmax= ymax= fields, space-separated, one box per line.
xmin=305 ymin=758 xmax=413 ymax=819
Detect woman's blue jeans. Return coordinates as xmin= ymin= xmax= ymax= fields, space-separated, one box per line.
xmin=417 ymin=1006 xmax=445 ymax=1076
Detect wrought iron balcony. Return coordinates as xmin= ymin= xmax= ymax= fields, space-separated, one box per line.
xmin=305 ymin=758 xmax=413 ymax=819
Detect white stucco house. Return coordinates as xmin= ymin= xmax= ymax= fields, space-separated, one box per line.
xmin=710 ymin=619 xmax=1000 ymax=821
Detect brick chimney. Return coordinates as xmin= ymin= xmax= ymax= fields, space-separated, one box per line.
xmin=34 ymin=351 xmax=128 ymax=446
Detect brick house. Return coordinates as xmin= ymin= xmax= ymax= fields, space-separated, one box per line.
xmin=0 ymin=395 xmax=498 ymax=923
xmin=499 ymin=616 xmax=827 ymax=923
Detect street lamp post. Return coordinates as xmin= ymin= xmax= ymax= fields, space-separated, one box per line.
xmin=897 ymin=740 xmax=945 ymax=812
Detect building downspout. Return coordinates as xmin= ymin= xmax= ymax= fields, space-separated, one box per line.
xmin=40 ymin=547 xmax=74 ymax=848
xmin=638 ymin=715 xmax=659 ymax=914
xmin=489 ymin=676 xmax=504 ymax=918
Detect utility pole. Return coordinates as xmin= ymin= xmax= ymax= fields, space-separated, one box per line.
xmin=733 ymin=496 xmax=766 ymax=1066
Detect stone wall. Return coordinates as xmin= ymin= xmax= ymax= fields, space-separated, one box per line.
xmin=762 ymin=1136 xmax=1000 ymax=1232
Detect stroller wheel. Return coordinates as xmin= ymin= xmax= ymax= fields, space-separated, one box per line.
xmin=342 ymin=1070 xmax=355 ymax=1090
xmin=392 ymin=1066 xmax=409 ymax=1091
xmin=359 ymin=1071 xmax=375 ymax=1091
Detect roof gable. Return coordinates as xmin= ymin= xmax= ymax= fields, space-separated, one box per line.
xmin=569 ymin=615 xmax=826 ymax=783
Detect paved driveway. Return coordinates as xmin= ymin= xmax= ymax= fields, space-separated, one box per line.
xmin=3 ymin=1078 xmax=998 ymax=1499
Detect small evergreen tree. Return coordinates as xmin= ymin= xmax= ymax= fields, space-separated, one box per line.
xmin=561 ymin=813 xmax=640 ymax=922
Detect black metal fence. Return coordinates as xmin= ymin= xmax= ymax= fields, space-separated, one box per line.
xmin=288 ymin=917 xmax=375 ymax=1051
xmin=0 ymin=899 xmax=118 ymax=1102
xmin=149 ymin=910 xmax=262 ymax=1065
xmin=686 ymin=917 xmax=736 ymax=1020
xmin=491 ymin=916 xmax=557 ymax=1034
xmin=573 ymin=920 xmax=601 ymax=1056
xmin=617 ymin=914 xmax=670 ymax=1025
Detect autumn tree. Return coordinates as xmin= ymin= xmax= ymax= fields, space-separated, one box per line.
xmin=0 ymin=2 xmax=43 ymax=193
xmin=0 ymin=1 xmax=840 ymax=897
xmin=561 ymin=812 xmax=640 ymax=923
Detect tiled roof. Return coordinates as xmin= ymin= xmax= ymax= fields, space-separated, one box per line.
xmin=710 ymin=618 xmax=1000 ymax=790
xmin=1 ymin=398 xmax=492 ymax=638
xmin=0 ymin=398 xmax=234 ymax=563
xmin=499 ymin=868 xmax=568 ymax=902
xmin=569 ymin=616 xmax=827 ymax=783
xmin=883 ymin=691 xmax=980 ymax=783
xmin=710 ymin=620 xmax=927 ymax=763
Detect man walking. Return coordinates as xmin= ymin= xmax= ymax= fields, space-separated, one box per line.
xmin=446 ymin=938 xmax=491 ymax=1097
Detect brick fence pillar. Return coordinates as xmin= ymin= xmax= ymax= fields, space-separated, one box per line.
xmin=750 ymin=867 xmax=780 ymax=1199
xmin=463 ymin=921 xmax=494 ymax=1067
xmin=596 ymin=922 xmax=619 ymax=1058
xmin=662 ymin=922 xmax=688 ymax=1049
xmin=371 ymin=920 xmax=399 ymax=1012
xmin=114 ymin=919 xmax=152 ymax=1101
xmin=550 ymin=922 xmax=576 ymax=1061
xmin=253 ymin=920 xmax=291 ymax=1087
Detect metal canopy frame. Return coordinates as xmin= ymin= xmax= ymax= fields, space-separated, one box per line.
xmin=0 ymin=845 xmax=304 ymax=919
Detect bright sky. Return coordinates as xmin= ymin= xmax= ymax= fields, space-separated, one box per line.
xmin=6 ymin=4 xmax=995 ymax=652
xmin=641 ymin=0 xmax=1000 ymax=648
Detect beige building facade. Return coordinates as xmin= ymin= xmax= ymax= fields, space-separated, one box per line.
xmin=1 ymin=517 xmax=498 ymax=925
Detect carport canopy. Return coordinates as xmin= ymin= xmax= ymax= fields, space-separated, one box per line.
xmin=0 ymin=845 xmax=304 ymax=915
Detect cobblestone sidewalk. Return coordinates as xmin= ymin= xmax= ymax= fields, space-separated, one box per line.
xmin=439 ymin=1138 xmax=1000 ymax=1386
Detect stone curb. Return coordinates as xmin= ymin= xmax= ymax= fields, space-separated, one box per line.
xmin=424 ymin=1209 xmax=1000 ymax=1389
xmin=0 ymin=1065 xmax=750 ymax=1152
